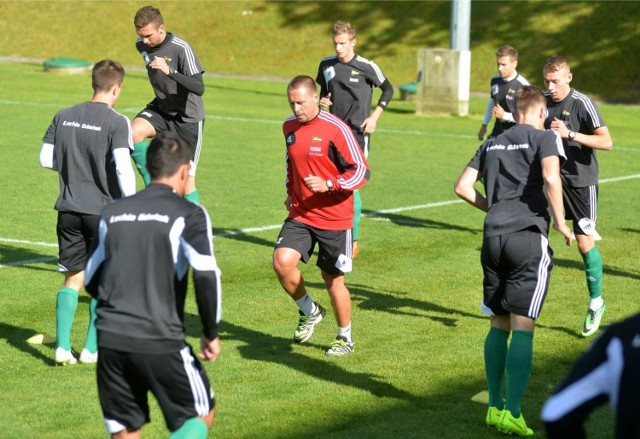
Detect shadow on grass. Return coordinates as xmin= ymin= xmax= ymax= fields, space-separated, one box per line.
xmin=0 ymin=322 xmax=54 ymax=366
xmin=555 ymin=257 xmax=640 ymax=282
xmin=185 ymin=314 xmax=424 ymax=405
xmin=213 ymin=227 xmax=277 ymax=249
xmin=310 ymin=281 xmax=582 ymax=339
xmin=363 ymin=210 xmax=481 ymax=234
xmin=348 ymin=282 xmax=483 ymax=327
xmin=273 ymin=1 xmax=640 ymax=103
xmin=0 ymin=243 xmax=57 ymax=272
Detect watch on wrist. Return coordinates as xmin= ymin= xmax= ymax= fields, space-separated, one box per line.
xmin=326 ymin=179 xmax=334 ymax=192
xmin=169 ymin=67 xmax=177 ymax=77
xmin=568 ymin=131 xmax=576 ymax=141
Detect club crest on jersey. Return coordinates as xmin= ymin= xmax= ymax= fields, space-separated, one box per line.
xmin=286 ymin=132 xmax=296 ymax=146
xmin=562 ymin=110 xmax=571 ymax=117
xmin=313 ymin=136 xmax=322 ymax=142
xmin=164 ymin=56 xmax=173 ymax=63
xmin=323 ymin=67 xmax=336 ymax=83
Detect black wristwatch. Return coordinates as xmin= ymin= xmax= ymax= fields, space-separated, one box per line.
xmin=326 ymin=180 xmax=334 ymax=192
xmin=568 ymin=131 xmax=576 ymax=141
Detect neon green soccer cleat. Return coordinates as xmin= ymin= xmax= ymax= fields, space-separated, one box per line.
xmin=496 ymin=410 xmax=533 ymax=436
xmin=486 ymin=406 xmax=503 ymax=427
xmin=582 ymin=302 xmax=606 ymax=337
xmin=293 ymin=303 xmax=326 ymax=343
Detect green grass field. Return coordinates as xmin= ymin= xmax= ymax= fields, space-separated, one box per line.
xmin=1 ymin=60 xmax=639 ymax=438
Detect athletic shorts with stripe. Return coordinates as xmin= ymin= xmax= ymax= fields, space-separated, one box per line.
xmin=56 ymin=211 xmax=99 ymax=272
xmin=351 ymin=130 xmax=370 ymax=159
xmin=480 ymin=229 xmax=553 ymax=319
xmin=97 ymin=344 xmax=215 ymax=434
xmin=562 ymin=180 xmax=598 ymax=236
xmin=275 ymin=218 xmax=353 ymax=275
xmin=135 ymin=101 xmax=204 ymax=170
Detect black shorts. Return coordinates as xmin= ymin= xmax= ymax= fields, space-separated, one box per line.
xmin=562 ymin=182 xmax=598 ymax=236
xmin=56 ymin=211 xmax=99 ymax=272
xmin=136 ymin=101 xmax=204 ymax=167
xmin=351 ymin=129 xmax=370 ymax=159
xmin=275 ymin=218 xmax=353 ymax=275
xmin=97 ymin=345 xmax=214 ymax=434
xmin=480 ymin=229 xmax=553 ymax=319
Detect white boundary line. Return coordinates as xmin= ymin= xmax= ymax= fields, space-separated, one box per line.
xmin=2 ymin=173 xmax=638 ymax=269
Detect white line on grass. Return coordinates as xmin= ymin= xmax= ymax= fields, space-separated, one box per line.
xmin=6 ymin=98 xmax=640 ymax=145
xmin=0 ymin=257 xmax=57 ymax=268
xmin=3 ymin=173 xmax=638 ymax=268
xmin=0 ymin=237 xmax=58 ymax=247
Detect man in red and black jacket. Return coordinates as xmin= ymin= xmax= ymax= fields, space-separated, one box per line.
xmin=273 ymin=75 xmax=369 ymax=357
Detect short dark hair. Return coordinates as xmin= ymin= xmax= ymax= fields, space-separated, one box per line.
xmin=516 ymin=85 xmax=546 ymax=114
xmin=92 ymin=59 xmax=124 ymax=92
xmin=287 ymin=75 xmax=317 ymax=93
xmin=134 ymin=5 xmax=163 ymax=29
xmin=146 ymin=133 xmax=193 ymax=180
xmin=496 ymin=45 xmax=518 ymax=60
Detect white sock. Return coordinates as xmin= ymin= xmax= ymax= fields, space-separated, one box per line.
xmin=295 ymin=293 xmax=315 ymax=316
xmin=589 ymin=296 xmax=604 ymax=310
xmin=338 ymin=323 xmax=352 ymax=342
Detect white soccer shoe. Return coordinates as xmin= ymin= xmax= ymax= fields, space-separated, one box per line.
xmin=55 ymin=347 xmax=77 ymax=365
xmin=79 ymin=349 xmax=98 ymax=364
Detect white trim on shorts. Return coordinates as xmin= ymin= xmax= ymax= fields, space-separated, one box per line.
xmin=179 ymin=346 xmax=210 ymax=417
xmin=528 ymin=235 xmax=551 ymax=318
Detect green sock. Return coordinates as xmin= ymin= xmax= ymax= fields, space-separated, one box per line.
xmin=484 ymin=327 xmax=509 ymax=408
xmin=56 ymin=287 xmax=79 ymax=350
xmin=131 ymin=140 xmax=151 ymax=186
xmin=353 ymin=189 xmax=362 ymax=241
xmin=83 ymin=298 xmax=98 ymax=353
xmin=169 ymin=418 xmax=208 ymax=439
xmin=184 ymin=189 xmax=200 ymax=205
xmin=505 ymin=330 xmax=533 ymax=417
xmin=582 ymin=246 xmax=603 ymax=299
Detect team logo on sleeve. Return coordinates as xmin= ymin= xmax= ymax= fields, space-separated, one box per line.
xmin=286 ymin=132 xmax=296 ymax=147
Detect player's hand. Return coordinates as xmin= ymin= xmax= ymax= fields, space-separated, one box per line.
xmin=554 ymin=222 xmax=573 ymax=247
xmin=320 ymin=93 xmax=332 ymax=110
xmin=199 ymin=336 xmax=220 ymax=362
xmin=550 ymin=117 xmax=569 ymax=137
xmin=303 ymin=174 xmax=329 ymax=192
xmin=492 ymin=104 xmax=505 ymax=120
xmin=477 ymin=125 xmax=487 ymax=141
xmin=149 ymin=56 xmax=170 ymax=76
xmin=284 ymin=196 xmax=292 ymax=210
xmin=361 ymin=116 xmax=377 ymax=135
